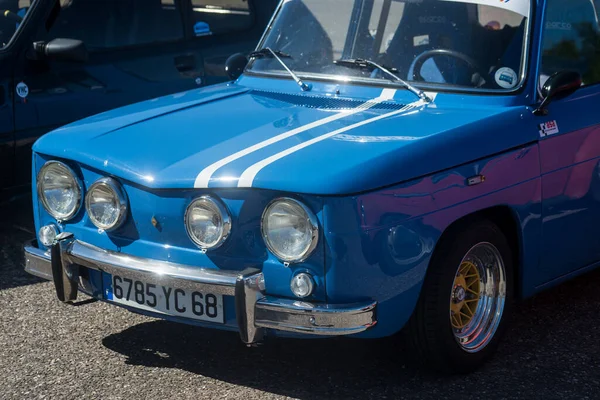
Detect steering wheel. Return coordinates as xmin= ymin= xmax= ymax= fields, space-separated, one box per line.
xmin=410 ymin=49 xmax=488 ymax=87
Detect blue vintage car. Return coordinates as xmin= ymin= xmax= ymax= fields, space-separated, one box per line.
xmin=0 ymin=0 xmax=277 ymax=198
xmin=23 ymin=0 xmax=599 ymax=372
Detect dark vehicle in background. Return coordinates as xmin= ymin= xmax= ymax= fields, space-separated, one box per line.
xmin=0 ymin=0 xmax=277 ymax=199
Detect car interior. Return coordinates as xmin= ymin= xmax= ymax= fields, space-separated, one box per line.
xmin=260 ymin=0 xmax=527 ymax=89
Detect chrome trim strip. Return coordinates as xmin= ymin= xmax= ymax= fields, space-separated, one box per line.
xmin=255 ymin=297 xmax=377 ymax=335
xmin=64 ymin=239 xmax=243 ymax=296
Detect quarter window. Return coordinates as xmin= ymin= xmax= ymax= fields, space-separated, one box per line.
xmin=189 ymin=0 xmax=253 ymax=36
xmin=47 ymin=0 xmax=185 ymax=50
xmin=540 ymin=0 xmax=600 ymax=86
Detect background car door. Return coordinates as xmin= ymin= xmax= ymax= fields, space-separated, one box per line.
xmin=537 ymin=0 xmax=600 ymax=284
xmin=0 ymin=52 xmax=14 ymax=193
xmin=0 ymin=0 xmax=44 ymax=194
xmin=12 ymin=0 xmax=277 ymax=186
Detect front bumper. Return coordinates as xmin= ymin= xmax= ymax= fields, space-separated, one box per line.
xmin=24 ymin=234 xmax=377 ymax=344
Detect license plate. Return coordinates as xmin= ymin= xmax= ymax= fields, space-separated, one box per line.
xmin=105 ymin=274 xmax=224 ymax=324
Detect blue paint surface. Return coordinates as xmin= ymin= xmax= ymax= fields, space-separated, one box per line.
xmin=29 ymin=0 xmax=600 ymax=339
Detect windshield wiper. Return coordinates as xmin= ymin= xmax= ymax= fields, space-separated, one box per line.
xmin=334 ymin=58 xmax=430 ymax=102
xmin=249 ymin=47 xmax=311 ymax=92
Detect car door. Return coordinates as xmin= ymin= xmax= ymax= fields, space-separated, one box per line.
xmin=12 ymin=0 xmax=277 ymax=187
xmin=537 ymin=0 xmax=600 ymax=284
xmin=0 ymin=0 xmax=45 ymax=193
xmin=0 ymin=51 xmax=14 ymax=193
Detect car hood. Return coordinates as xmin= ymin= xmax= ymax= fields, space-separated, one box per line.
xmin=34 ymin=83 xmax=538 ymax=195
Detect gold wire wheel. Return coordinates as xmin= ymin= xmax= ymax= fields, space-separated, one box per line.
xmin=450 ymin=261 xmax=481 ymax=329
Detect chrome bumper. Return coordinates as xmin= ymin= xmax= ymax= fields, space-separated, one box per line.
xmin=24 ymin=234 xmax=377 ymax=344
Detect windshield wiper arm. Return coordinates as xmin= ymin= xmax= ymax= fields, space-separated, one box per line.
xmin=248 ymin=48 xmax=292 ymax=59
xmin=249 ymin=47 xmax=311 ymax=92
xmin=334 ymin=58 xmax=430 ymax=102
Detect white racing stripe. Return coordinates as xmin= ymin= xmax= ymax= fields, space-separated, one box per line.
xmin=237 ymin=98 xmax=428 ymax=188
xmin=194 ymin=88 xmax=397 ymax=188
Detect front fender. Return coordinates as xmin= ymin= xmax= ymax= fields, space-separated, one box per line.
xmin=323 ymin=144 xmax=542 ymax=338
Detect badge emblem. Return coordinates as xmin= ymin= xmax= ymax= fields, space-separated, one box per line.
xmin=494 ymin=67 xmax=518 ymax=89
xmin=16 ymin=81 xmax=29 ymax=99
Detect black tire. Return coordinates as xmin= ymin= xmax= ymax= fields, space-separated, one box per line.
xmin=404 ymin=219 xmax=514 ymax=373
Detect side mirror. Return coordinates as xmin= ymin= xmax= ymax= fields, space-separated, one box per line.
xmin=32 ymin=38 xmax=88 ymax=63
xmin=225 ymin=53 xmax=248 ymax=80
xmin=534 ymin=71 xmax=582 ymax=116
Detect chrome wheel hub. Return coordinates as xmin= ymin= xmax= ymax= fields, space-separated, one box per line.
xmin=453 ymin=286 xmax=466 ymax=303
xmin=450 ymin=242 xmax=506 ymax=353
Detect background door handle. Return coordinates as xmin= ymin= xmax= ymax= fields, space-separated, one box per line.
xmin=174 ymin=55 xmax=196 ymax=73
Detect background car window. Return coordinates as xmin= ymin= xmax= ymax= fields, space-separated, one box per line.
xmin=0 ymin=0 xmax=35 ymax=48
xmin=189 ymin=0 xmax=253 ymax=36
xmin=48 ymin=0 xmax=184 ymax=50
xmin=540 ymin=0 xmax=600 ymax=86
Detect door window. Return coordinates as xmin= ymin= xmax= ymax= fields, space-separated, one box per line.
xmin=0 ymin=0 xmax=35 ymax=49
xmin=47 ymin=0 xmax=185 ymax=50
xmin=189 ymin=0 xmax=253 ymax=37
xmin=540 ymin=0 xmax=600 ymax=86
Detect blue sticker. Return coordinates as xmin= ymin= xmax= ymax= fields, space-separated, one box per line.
xmin=194 ymin=21 xmax=212 ymax=36
xmin=15 ymin=7 xmax=27 ymax=29
xmin=103 ymin=272 xmax=113 ymax=300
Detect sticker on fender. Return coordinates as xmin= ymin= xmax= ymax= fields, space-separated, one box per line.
xmin=103 ymin=274 xmax=225 ymax=324
xmin=539 ymin=120 xmax=559 ymax=137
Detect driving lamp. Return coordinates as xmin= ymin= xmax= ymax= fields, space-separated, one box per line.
xmin=38 ymin=225 xmax=59 ymax=247
xmin=185 ymin=196 xmax=232 ymax=250
xmin=261 ymin=198 xmax=318 ymax=263
xmin=290 ymin=273 xmax=315 ymax=298
xmin=85 ymin=177 xmax=128 ymax=231
xmin=37 ymin=161 xmax=82 ymax=221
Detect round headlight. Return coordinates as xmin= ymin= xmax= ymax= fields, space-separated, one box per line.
xmin=261 ymin=198 xmax=318 ymax=263
xmin=37 ymin=161 xmax=82 ymax=220
xmin=85 ymin=178 xmax=128 ymax=231
xmin=185 ymin=196 xmax=231 ymax=250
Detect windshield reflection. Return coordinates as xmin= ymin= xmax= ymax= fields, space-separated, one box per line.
xmin=249 ymin=0 xmax=530 ymax=92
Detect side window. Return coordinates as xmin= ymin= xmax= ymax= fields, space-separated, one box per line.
xmin=189 ymin=0 xmax=253 ymax=37
xmin=0 ymin=0 xmax=35 ymax=49
xmin=540 ymin=0 xmax=600 ymax=86
xmin=46 ymin=0 xmax=184 ymax=50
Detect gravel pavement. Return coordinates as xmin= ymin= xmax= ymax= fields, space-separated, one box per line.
xmin=1 ymin=198 xmax=600 ymax=400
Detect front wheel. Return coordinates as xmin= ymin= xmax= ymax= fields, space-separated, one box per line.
xmin=405 ymin=220 xmax=514 ymax=373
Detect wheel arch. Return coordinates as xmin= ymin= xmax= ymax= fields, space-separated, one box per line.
xmin=433 ymin=205 xmax=524 ymax=299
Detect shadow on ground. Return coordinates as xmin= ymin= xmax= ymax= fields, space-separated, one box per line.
xmin=0 ymin=195 xmax=42 ymax=290
xmin=103 ymin=267 xmax=600 ymax=399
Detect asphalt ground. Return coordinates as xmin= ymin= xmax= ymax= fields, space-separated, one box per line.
xmin=1 ymin=197 xmax=600 ymax=400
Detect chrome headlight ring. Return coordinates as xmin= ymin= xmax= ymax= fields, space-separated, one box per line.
xmin=37 ymin=160 xmax=83 ymax=221
xmin=85 ymin=177 xmax=128 ymax=231
xmin=261 ymin=197 xmax=319 ymax=264
xmin=185 ymin=195 xmax=232 ymax=251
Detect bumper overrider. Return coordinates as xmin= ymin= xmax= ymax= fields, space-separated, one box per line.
xmin=24 ymin=233 xmax=377 ymax=344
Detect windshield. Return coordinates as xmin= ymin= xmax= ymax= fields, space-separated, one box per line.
xmin=249 ymin=0 xmax=530 ymax=91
